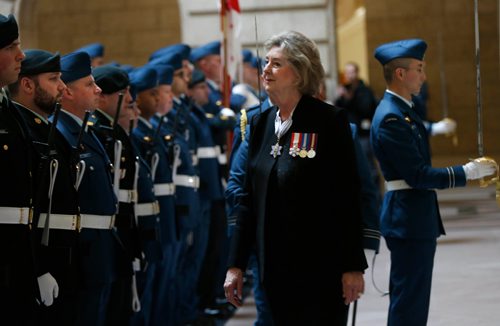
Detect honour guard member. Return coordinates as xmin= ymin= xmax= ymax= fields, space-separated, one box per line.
xmin=129 ymin=65 xmax=180 ymax=326
xmin=148 ymin=55 xmax=202 ymax=325
xmin=75 ymin=42 xmax=105 ymax=67
xmin=8 ymin=49 xmax=81 ymax=324
xmin=232 ymin=50 xmax=261 ymax=110
xmin=56 ymin=51 xmax=124 ymax=326
xmin=91 ymin=65 xmax=143 ymax=324
xmin=185 ymin=69 xmax=230 ymax=321
xmin=371 ymin=38 xmax=496 ymax=325
xmin=0 ymin=14 xmax=40 ymax=325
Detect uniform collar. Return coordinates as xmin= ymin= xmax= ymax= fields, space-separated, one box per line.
xmin=386 ymin=89 xmax=413 ymax=108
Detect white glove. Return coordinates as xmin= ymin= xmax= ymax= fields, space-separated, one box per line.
xmin=219 ymin=107 xmax=236 ymax=118
xmin=431 ymin=118 xmax=456 ymax=136
xmin=463 ymin=160 xmax=497 ymax=180
xmin=37 ymin=273 xmax=59 ymax=306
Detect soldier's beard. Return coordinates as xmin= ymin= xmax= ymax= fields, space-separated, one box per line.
xmin=34 ymin=84 xmax=59 ymax=115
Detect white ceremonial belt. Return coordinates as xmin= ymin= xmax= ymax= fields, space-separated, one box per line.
xmin=136 ymin=201 xmax=160 ymax=216
xmin=119 ymin=189 xmax=137 ymax=203
xmin=0 ymin=206 xmax=32 ymax=225
xmin=174 ymin=174 xmax=200 ymax=189
xmin=79 ymin=214 xmax=115 ymax=229
xmin=154 ymin=182 xmax=175 ymax=196
xmin=385 ymin=179 xmax=412 ymax=191
xmin=37 ymin=214 xmax=79 ymax=230
xmin=197 ymin=146 xmax=218 ymax=159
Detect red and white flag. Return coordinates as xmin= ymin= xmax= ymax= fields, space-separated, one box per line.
xmin=220 ymin=0 xmax=242 ymax=93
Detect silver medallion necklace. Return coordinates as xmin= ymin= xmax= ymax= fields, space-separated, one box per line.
xmin=270 ymin=109 xmax=293 ymax=158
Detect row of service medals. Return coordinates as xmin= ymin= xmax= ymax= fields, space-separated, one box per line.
xmin=271 ymin=132 xmax=317 ymax=159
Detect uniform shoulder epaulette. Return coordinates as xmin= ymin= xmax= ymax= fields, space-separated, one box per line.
xmin=240 ymin=109 xmax=247 ymax=141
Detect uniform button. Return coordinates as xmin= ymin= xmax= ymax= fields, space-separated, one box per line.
xmin=3 ymin=144 xmax=8 ymax=150
xmin=89 ymin=166 xmax=95 ymax=171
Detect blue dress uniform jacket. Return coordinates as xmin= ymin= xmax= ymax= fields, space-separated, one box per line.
xmin=55 ymin=110 xmax=121 ymax=285
xmin=132 ymin=116 xmax=179 ymax=326
xmin=0 ymin=97 xmax=39 ymax=324
xmin=90 ymin=109 xmax=141 ymax=262
xmin=371 ymin=91 xmax=467 ymax=326
xmin=228 ymin=95 xmax=367 ymax=324
xmin=370 ymin=91 xmax=466 ymax=239
xmin=16 ymin=105 xmax=82 ymax=323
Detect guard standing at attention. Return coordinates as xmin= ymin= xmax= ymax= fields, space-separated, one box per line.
xmin=0 ymin=14 xmax=39 ymax=326
xmin=371 ymin=38 xmax=497 ymax=326
xmin=8 ymin=48 xmax=81 ymax=325
xmin=56 ymin=51 xmax=124 ymax=326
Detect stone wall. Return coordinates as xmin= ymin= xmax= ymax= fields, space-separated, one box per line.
xmin=365 ymin=0 xmax=499 ymax=159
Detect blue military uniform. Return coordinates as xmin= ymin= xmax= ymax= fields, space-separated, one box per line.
xmin=56 ymin=51 xmax=124 ymax=326
xmin=371 ymin=39 xmax=467 ymax=326
xmin=129 ymin=65 xmax=181 ymax=326
xmin=11 ymin=49 xmax=82 ymax=325
xmin=0 ymin=15 xmax=39 ymax=325
xmin=187 ymin=70 xmax=231 ymax=319
xmin=91 ymin=65 xmax=146 ymax=324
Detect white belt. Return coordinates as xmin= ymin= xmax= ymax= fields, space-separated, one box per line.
xmin=37 ymin=213 xmax=79 ymax=230
xmin=118 ymin=189 xmax=137 ymax=203
xmin=136 ymin=201 xmax=160 ymax=216
xmin=197 ymin=146 xmax=218 ymax=159
xmin=174 ymin=174 xmax=200 ymax=189
xmin=385 ymin=179 xmax=412 ymax=191
xmin=154 ymin=182 xmax=175 ymax=196
xmin=38 ymin=213 xmax=115 ymax=230
xmin=0 ymin=206 xmax=32 ymax=225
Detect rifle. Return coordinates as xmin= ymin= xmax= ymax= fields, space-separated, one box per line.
xmin=74 ymin=110 xmax=91 ymax=191
xmin=112 ymin=92 xmax=124 ymax=139
xmin=111 ymin=93 xmax=124 ymax=199
xmin=38 ymin=102 xmax=62 ymax=245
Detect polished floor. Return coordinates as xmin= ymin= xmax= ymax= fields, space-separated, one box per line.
xmin=225 ymin=184 xmax=500 ymax=326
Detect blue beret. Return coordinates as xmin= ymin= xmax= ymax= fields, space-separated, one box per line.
xmin=75 ymin=42 xmax=104 ymax=59
xmin=149 ymin=43 xmax=191 ymax=62
xmin=149 ymin=52 xmax=183 ymax=71
xmin=189 ymin=40 xmax=221 ymax=63
xmin=147 ymin=63 xmax=173 ymax=85
xmin=129 ymin=66 xmax=158 ymax=94
xmin=188 ymin=69 xmax=206 ymax=88
xmin=374 ymin=38 xmax=427 ymax=65
xmin=0 ymin=14 xmax=18 ymax=49
xmin=250 ymin=56 xmax=263 ymax=69
xmin=21 ymin=49 xmax=61 ymax=76
xmin=61 ymin=51 xmax=92 ymax=84
xmin=92 ymin=65 xmax=129 ymax=94
xmin=242 ymin=49 xmax=253 ymax=63
xmin=230 ymin=93 xmax=246 ymax=110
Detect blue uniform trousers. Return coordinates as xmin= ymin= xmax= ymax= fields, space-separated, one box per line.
xmin=385 ymin=237 xmax=436 ymax=326
xmin=176 ymin=198 xmax=211 ymax=324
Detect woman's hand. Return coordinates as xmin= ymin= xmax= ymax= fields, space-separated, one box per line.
xmin=224 ymin=267 xmax=244 ymax=307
